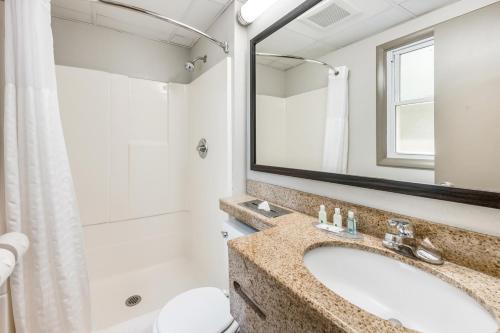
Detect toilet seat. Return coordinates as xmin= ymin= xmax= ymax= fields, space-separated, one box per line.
xmin=154 ymin=287 xmax=238 ymax=333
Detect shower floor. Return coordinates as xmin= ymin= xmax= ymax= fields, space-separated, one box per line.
xmin=90 ymin=257 xmax=201 ymax=332
xmin=94 ymin=310 xmax=159 ymax=333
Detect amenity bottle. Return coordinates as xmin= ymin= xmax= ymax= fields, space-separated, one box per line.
xmin=347 ymin=210 xmax=357 ymax=235
xmin=333 ymin=208 xmax=342 ymax=229
xmin=318 ymin=205 xmax=327 ymax=224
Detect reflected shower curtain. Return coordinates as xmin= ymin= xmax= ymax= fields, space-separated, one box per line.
xmin=4 ymin=0 xmax=91 ymax=332
xmin=322 ymin=67 xmax=349 ymax=174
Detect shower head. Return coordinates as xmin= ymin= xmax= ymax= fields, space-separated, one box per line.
xmin=185 ymin=55 xmax=207 ymax=72
xmin=185 ymin=62 xmax=195 ymax=71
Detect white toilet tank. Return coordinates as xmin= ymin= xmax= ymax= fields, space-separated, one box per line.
xmin=152 ymin=219 xmax=256 ymax=333
xmin=220 ymin=218 xmax=256 ymax=290
xmin=221 ymin=218 xmax=257 ymax=245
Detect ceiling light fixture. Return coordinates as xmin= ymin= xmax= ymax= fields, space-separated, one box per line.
xmin=237 ymin=0 xmax=280 ymax=26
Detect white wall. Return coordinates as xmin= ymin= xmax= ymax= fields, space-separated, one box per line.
xmin=57 ymin=66 xmax=193 ymax=329
xmin=189 ymin=2 xmax=235 ymax=80
xmin=188 ymin=58 xmax=232 ymax=288
xmin=286 ymin=88 xmax=327 ymax=170
xmin=284 ymin=63 xmax=327 ymax=97
xmin=57 ymin=66 xmax=189 ymax=226
xmin=256 ymin=95 xmax=287 ymax=167
xmin=246 ymin=0 xmax=500 ymax=236
xmin=57 ymin=67 xmax=110 ymax=225
xmin=256 ymin=88 xmax=327 ymax=170
xmin=0 ymin=2 xmax=5 ymax=236
xmin=191 ymin=1 xmax=248 ymax=196
xmin=434 ymin=2 xmax=500 ymax=192
xmin=256 ymin=64 xmax=286 ymax=97
xmin=56 ymin=63 xmax=192 ymax=263
xmin=231 ymin=0 xmax=249 ymax=196
xmin=52 ymin=18 xmax=192 ymax=84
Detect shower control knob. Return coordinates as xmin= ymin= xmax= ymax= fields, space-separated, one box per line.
xmin=221 ymin=231 xmax=229 ymax=239
xmin=196 ymin=138 xmax=208 ymax=159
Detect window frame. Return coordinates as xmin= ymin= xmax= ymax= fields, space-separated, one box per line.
xmin=386 ymin=36 xmax=435 ymax=161
xmin=376 ymin=29 xmax=435 ymax=170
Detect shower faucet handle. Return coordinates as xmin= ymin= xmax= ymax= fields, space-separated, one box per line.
xmin=196 ymin=138 xmax=208 ymax=158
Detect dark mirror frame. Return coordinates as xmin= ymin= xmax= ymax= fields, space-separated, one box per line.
xmin=250 ymin=0 xmax=500 ymax=209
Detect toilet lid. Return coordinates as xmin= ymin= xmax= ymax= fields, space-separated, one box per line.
xmin=156 ymin=287 xmax=235 ymax=333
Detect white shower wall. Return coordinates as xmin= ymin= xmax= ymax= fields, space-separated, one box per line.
xmin=188 ymin=58 xmax=232 ymax=289
xmin=256 ymin=88 xmax=327 ymax=171
xmin=56 ymin=58 xmax=232 ymax=330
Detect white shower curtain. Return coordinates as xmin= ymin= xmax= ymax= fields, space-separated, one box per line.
xmin=322 ymin=66 xmax=349 ymax=174
xmin=3 ymin=0 xmax=91 ymax=332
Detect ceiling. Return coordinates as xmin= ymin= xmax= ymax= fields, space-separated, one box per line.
xmin=51 ymin=0 xmax=233 ymax=48
xmin=257 ymin=0 xmax=460 ymax=71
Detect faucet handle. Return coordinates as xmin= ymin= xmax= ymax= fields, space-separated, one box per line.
xmin=387 ymin=218 xmax=414 ymax=238
xmin=415 ymin=238 xmax=444 ymax=265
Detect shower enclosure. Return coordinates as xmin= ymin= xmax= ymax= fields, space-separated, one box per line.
xmin=57 ymin=58 xmax=232 ymax=332
xmin=52 ymin=1 xmax=233 ymax=331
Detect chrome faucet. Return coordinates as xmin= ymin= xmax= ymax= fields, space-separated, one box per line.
xmin=382 ymin=218 xmax=444 ymax=265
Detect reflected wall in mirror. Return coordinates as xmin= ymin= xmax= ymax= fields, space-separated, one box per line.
xmin=251 ymin=0 xmax=500 ymax=208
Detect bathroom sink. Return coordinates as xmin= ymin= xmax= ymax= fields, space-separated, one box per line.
xmin=303 ymin=247 xmax=498 ymax=333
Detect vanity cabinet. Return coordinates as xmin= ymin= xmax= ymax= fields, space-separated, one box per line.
xmin=229 ymin=247 xmax=343 ymax=333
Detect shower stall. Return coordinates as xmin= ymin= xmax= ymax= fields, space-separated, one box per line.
xmin=51 ymin=1 xmax=234 ymax=331
xmin=56 ymin=59 xmax=232 ymax=330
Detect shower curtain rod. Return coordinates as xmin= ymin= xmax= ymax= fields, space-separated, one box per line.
xmin=256 ymin=52 xmax=339 ymax=75
xmin=92 ymin=0 xmax=230 ymax=54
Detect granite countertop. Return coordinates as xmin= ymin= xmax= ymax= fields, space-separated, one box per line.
xmin=220 ymin=195 xmax=500 ymax=333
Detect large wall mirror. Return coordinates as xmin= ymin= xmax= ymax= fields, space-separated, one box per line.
xmin=250 ymin=0 xmax=500 ymax=208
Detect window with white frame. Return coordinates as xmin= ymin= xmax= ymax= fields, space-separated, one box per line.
xmin=386 ymin=36 xmax=435 ymax=164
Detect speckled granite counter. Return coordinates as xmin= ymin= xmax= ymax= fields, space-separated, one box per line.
xmin=220 ymin=194 xmax=305 ymax=231
xmin=220 ymin=194 xmax=500 ymax=333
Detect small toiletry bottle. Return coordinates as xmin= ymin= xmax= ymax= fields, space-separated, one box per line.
xmin=318 ymin=205 xmax=327 ymax=224
xmin=347 ymin=210 xmax=357 ymax=234
xmin=333 ymin=208 xmax=342 ymax=229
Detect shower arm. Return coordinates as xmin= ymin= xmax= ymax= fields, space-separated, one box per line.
xmin=93 ymin=0 xmax=230 ymax=54
xmin=256 ymin=52 xmax=339 ymax=75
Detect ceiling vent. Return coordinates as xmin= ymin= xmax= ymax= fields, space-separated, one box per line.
xmin=306 ymin=2 xmax=351 ymax=28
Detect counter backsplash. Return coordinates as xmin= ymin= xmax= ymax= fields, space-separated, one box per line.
xmin=246 ymin=180 xmax=500 ymax=277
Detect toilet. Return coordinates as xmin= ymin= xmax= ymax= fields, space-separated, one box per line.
xmin=153 ymin=218 xmax=256 ymax=333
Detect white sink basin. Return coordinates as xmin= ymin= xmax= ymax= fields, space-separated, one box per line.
xmin=304 ymin=247 xmax=498 ymax=333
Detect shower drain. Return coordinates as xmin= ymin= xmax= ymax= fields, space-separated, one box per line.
xmin=125 ymin=295 xmax=142 ymax=307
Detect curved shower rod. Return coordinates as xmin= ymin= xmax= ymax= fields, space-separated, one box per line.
xmin=93 ymin=0 xmax=229 ymax=54
xmin=256 ymin=52 xmax=339 ymax=75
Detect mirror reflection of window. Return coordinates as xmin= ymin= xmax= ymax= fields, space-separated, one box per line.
xmin=386 ymin=37 xmax=435 ymax=161
xmin=253 ymin=0 xmax=500 ymax=195
xmin=376 ymin=31 xmax=436 ymax=172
